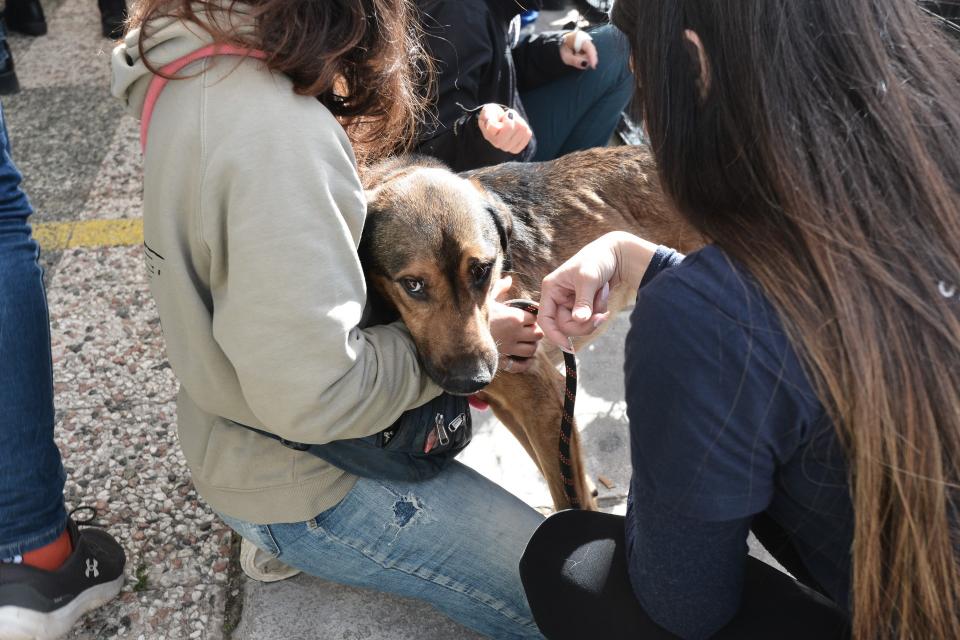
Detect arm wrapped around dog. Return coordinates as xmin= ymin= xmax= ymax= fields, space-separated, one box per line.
xmin=206 ymin=98 xmax=442 ymax=446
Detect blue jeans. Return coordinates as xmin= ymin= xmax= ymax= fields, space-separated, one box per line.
xmin=0 ymin=102 xmax=68 ymax=558
xmin=221 ymin=462 xmax=545 ymax=639
xmin=522 ymin=24 xmax=634 ymax=161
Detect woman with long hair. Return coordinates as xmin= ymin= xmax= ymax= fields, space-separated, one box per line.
xmin=111 ymin=1 xmax=545 ymax=637
xmin=523 ymin=0 xmax=960 ymax=638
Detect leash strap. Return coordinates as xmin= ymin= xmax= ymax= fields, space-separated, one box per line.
xmin=139 ymin=44 xmax=268 ymax=153
xmin=505 ymin=299 xmax=581 ymax=509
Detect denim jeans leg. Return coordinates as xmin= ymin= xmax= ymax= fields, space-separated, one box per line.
xmin=522 ymin=24 xmax=635 ymax=161
xmin=221 ymin=461 xmax=546 ymax=639
xmin=0 ymin=101 xmax=68 ymax=557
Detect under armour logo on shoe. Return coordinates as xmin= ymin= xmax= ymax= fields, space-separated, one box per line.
xmin=85 ymin=558 xmax=99 ymax=578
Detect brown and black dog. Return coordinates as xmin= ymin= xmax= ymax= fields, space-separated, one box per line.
xmin=359 ymin=145 xmax=702 ymax=510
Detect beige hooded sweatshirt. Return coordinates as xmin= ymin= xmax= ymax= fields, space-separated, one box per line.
xmin=111 ymin=13 xmax=441 ymax=524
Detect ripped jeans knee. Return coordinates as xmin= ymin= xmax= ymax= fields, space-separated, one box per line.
xmin=391 ymin=492 xmax=424 ymax=528
xmin=220 ymin=462 xmax=545 ymax=639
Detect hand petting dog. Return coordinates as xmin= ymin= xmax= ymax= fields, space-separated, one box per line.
xmin=488 ymin=275 xmax=543 ymax=374
xmin=538 ymin=232 xmax=658 ymax=348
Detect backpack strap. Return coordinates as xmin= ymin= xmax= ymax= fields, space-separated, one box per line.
xmin=140 ymin=44 xmax=267 ymax=153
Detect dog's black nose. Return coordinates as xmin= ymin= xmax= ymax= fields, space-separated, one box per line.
xmin=442 ymin=372 xmax=493 ymax=395
xmin=432 ymin=353 xmax=497 ymax=395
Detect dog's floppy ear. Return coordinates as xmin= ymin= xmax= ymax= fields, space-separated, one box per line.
xmin=469 ymin=178 xmax=514 ymax=271
xmin=356 ymin=202 xmax=402 ymax=325
xmin=486 ymin=202 xmax=513 ymax=272
xmin=357 ymin=201 xmax=381 ymax=272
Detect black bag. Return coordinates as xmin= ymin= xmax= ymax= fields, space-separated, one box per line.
xmin=240 ymin=393 xmax=472 ymax=482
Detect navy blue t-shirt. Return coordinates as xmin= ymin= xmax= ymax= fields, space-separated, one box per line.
xmin=623 ymin=245 xmax=854 ymax=639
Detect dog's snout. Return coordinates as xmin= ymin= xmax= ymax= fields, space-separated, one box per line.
xmin=444 ymin=372 xmax=493 ymax=395
xmin=434 ymin=351 xmax=498 ymax=395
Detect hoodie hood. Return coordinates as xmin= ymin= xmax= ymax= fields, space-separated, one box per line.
xmin=111 ymin=7 xmax=255 ymax=119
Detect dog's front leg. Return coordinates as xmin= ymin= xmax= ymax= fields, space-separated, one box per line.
xmin=479 ymin=352 xmax=597 ymax=511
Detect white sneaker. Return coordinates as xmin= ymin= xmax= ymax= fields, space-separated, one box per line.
xmin=238 ymin=538 xmax=300 ymax=583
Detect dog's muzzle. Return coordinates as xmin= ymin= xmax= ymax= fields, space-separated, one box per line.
xmin=431 ymin=352 xmax=498 ymax=395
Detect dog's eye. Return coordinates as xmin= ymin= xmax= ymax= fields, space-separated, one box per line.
xmin=471 ymin=264 xmax=492 ymax=284
xmin=401 ymin=278 xmax=425 ymax=295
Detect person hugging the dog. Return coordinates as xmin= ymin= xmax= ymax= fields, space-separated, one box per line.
xmin=413 ymin=0 xmax=634 ymax=172
xmin=111 ymin=1 xmax=548 ymax=638
xmin=525 ymin=0 xmax=960 ymax=639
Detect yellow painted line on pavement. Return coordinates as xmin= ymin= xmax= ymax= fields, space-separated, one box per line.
xmin=33 ymin=218 xmax=144 ymax=251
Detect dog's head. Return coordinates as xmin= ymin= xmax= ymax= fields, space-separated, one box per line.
xmin=360 ymin=159 xmax=512 ymax=395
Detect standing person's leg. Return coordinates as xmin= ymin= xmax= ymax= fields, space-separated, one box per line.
xmin=222 ymin=461 xmax=546 ymax=640
xmin=0 ymin=102 xmax=66 ymax=563
xmin=3 ymin=0 xmax=47 ymax=37
xmin=0 ymin=102 xmax=125 ymax=640
xmin=521 ymin=24 xmax=634 ymax=161
xmin=0 ymin=19 xmax=20 ymax=95
xmin=97 ymin=0 xmax=127 ymax=39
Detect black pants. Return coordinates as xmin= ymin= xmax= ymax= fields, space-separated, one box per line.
xmin=519 ymin=511 xmax=850 ymax=639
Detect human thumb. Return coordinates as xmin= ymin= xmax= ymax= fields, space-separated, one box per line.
xmin=480 ymin=103 xmax=505 ymax=127
xmin=572 ymin=282 xmax=595 ymax=322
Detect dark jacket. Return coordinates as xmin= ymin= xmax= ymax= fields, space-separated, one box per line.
xmin=414 ymin=0 xmax=574 ymax=171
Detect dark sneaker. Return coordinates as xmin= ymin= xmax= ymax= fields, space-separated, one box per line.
xmin=97 ymin=0 xmax=126 ymax=39
xmin=0 ymin=518 xmax=125 ymax=640
xmin=3 ymin=0 xmax=47 ymax=37
xmin=0 ymin=43 xmax=20 ymax=96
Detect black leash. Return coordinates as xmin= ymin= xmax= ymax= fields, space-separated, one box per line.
xmin=505 ymin=299 xmax=581 ymax=509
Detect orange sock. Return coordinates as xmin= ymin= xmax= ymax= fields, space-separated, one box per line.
xmin=21 ymin=529 xmax=72 ymax=571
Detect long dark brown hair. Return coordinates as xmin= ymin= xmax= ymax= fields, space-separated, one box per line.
xmin=612 ymin=0 xmax=960 ymax=637
xmin=128 ymin=0 xmax=431 ymax=162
